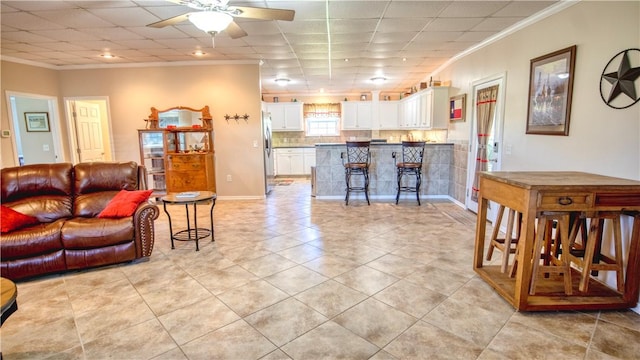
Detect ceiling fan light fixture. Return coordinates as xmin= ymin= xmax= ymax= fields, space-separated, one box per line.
xmin=371 ymin=76 xmax=387 ymax=85
xmin=189 ymin=11 xmax=233 ymax=34
xmin=275 ymin=78 xmax=290 ymax=86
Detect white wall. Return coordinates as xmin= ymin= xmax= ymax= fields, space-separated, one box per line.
xmin=440 ymin=1 xmax=640 ymax=180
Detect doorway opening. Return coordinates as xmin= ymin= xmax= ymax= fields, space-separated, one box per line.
xmin=63 ymin=97 xmax=114 ymax=163
xmin=465 ymin=73 xmax=507 ymax=224
xmin=5 ymin=91 xmax=63 ymax=166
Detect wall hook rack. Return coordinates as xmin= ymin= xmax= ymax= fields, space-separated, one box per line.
xmin=224 ymin=113 xmax=249 ymax=124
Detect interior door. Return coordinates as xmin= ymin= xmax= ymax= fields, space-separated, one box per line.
xmin=466 ymin=75 xmax=506 ymax=222
xmin=73 ymin=100 xmax=105 ymax=162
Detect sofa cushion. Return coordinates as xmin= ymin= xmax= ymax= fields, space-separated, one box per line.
xmin=0 ymin=219 xmax=65 ymax=259
xmin=1 ymin=205 xmax=39 ymax=233
xmin=98 ymin=189 xmax=153 ymax=218
xmin=73 ymin=162 xmax=139 ymax=217
xmin=61 ymin=217 xmax=134 ymax=249
xmin=1 ymin=163 xmax=73 ymax=222
xmin=0 ymin=250 xmax=67 ymax=281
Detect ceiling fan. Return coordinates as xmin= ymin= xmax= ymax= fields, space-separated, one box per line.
xmin=147 ymin=0 xmax=295 ymax=40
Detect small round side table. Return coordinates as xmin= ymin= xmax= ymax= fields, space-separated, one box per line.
xmin=1 ymin=277 xmax=18 ymax=326
xmin=162 ymin=191 xmax=216 ymax=251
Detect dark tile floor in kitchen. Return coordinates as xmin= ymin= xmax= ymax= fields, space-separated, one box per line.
xmin=2 ymin=179 xmax=640 ymax=359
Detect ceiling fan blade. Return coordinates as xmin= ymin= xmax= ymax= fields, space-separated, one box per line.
xmin=226 ymin=21 xmax=248 ymax=39
xmin=147 ymin=13 xmax=191 ymax=28
xmin=231 ymin=6 xmax=295 ymax=21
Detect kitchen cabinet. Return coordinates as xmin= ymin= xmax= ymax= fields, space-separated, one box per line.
xmin=397 ymin=87 xmax=450 ymax=129
xmin=341 ymin=101 xmax=372 ymax=130
xmin=303 ymin=148 xmax=316 ymax=173
xmin=377 ymin=101 xmax=399 ymax=129
xmin=163 ymin=127 xmax=216 ymax=193
xmin=138 ymin=129 xmax=166 ymax=196
xmin=274 ymin=148 xmax=315 ymax=175
xmin=267 ymin=102 xmax=304 ymax=131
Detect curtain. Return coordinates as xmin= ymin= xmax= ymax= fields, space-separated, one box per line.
xmin=303 ymin=103 xmax=341 ymax=117
xmin=471 ymin=84 xmax=499 ymax=201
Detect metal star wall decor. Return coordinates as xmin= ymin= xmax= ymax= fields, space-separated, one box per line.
xmin=600 ymin=48 xmax=640 ymax=109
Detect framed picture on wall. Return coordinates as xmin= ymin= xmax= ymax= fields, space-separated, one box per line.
xmin=526 ymin=45 xmax=576 ymax=135
xmin=449 ymin=94 xmax=466 ymax=121
xmin=25 ymin=112 xmax=50 ymax=132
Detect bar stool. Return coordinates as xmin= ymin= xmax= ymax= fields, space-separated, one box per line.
xmin=529 ymin=212 xmax=573 ymax=295
xmin=567 ymin=211 xmax=625 ymax=293
xmin=486 ymin=205 xmax=521 ymax=273
xmin=341 ymin=141 xmax=371 ymax=205
xmin=392 ymin=141 xmax=425 ymax=205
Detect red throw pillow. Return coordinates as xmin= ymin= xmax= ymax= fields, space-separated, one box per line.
xmin=1 ymin=205 xmax=39 ymax=233
xmin=98 ymin=189 xmax=153 ymax=218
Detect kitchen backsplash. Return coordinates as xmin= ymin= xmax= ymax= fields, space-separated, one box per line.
xmin=272 ymin=129 xmax=448 ymax=147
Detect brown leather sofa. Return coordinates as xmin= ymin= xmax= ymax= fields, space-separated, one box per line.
xmin=1 ymin=161 xmax=160 ymax=281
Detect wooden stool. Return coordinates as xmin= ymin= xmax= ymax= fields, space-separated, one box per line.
xmin=486 ymin=205 xmax=520 ymax=273
xmin=529 ymin=212 xmax=573 ymax=295
xmin=567 ymin=211 xmax=624 ymax=293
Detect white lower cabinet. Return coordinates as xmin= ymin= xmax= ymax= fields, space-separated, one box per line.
xmin=274 ymin=148 xmax=315 ymax=175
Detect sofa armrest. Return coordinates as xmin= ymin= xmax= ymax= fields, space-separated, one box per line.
xmin=133 ymin=202 xmax=160 ymax=258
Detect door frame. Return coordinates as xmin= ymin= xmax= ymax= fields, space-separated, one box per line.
xmin=465 ymin=72 xmax=507 ymax=222
xmin=5 ymin=91 xmax=64 ymax=166
xmin=63 ymin=96 xmax=114 ymax=164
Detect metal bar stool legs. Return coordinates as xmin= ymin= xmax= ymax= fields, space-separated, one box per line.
xmin=342 ymin=141 xmax=371 ymax=205
xmin=393 ymin=141 xmax=425 ymax=205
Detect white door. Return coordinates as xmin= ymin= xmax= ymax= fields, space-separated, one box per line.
xmin=466 ymin=74 xmax=506 ymax=222
xmin=73 ymin=101 xmax=105 ymax=162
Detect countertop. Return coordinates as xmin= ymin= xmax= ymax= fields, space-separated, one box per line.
xmin=314 ymin=142 xmax=453 ymax=146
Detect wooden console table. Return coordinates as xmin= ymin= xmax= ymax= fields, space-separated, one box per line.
xmin=474 ymin=171 xmax=640 ymax=311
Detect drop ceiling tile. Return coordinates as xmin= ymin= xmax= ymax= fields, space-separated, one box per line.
xmin=376 ymin=18 xmax=432 ymax=33
xmin=1 ymin=30 xmax=59 ymax=43
xmin=154 ymin=37 xmax=206 ymax=48
xmin=472 ymin=17 xmax=523 ymax=32
xmin=242 ymin=34 xmax=291 ymax=46
xmin=283 ymin=34 xmax=328 ymax=45
xmin=329 ymin=19 xmax=379 ymax=34
xmin=31 ymin=8 xmax=115 ymax=28
xmin=88 ymin=7 xmax=162 ymax=27
xmin=290 ymin=44 xmax=329 ymax=54
xmin=425 ymin=17 xmax=485 ymax=32
xmin=30 ymin=29 xmax=101 ymax=42
xmin=385 ymin=2 xmax=450 ymax=18
xmin=279 ymin=20 xmax=327 ymax=34
xmin=495 ymin=1 xmax=558 ymax=17
xmin=413 ymin=31 xmax=463 ymax=43
xmin=439 ymin=1 xmax=509 ymax=18
xmin=2 ymin=1 xmax=75 ymax=11
xmin=371 ymin=32 xmax=418 ymax=44
xmin=1 ymin=11 xmax=66 ymax=30
xmin=128 ymin=25 xmax=190 ymax=39
xmin=457 ymin=31 xmax=498 ymax=42
xmin=331 ymin=33 xmax=374 ymax=44
xmin=331 ymin=43 xmax=369 ymax=52
xmin=367 ymin=43 xmax=407 ymax=52
xmin=328 ymin=1 xmax=388 ymax=19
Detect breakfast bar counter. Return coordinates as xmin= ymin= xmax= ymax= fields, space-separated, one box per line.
xmin=474 ymin=171 xmax=640 ymax=311
xmin=314 ymin=143 xmax=453 ymax=199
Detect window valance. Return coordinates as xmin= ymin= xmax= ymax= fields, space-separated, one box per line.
xmin=303 ymin=103 xmax=341 ymax=117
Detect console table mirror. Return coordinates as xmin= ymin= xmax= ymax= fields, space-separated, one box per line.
xmin=146 ymin=106 xmax=212 ymax=129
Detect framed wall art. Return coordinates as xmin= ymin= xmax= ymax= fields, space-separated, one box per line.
xmin=449 ymin=94 xmax=466 ymax=121
xmin=526 ymin=45 xmax=576 ymax=136
xmin=25 ymin=112 xmax=50 ymax=132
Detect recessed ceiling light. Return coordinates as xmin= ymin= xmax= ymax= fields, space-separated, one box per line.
xmin=370 ymin=76 xmax=387 ymax=84
xmin=275 ymin=78 xmax=290 ymax=86
xmin=344 ymin=58 xmax=349 ymax=62
xmin=402 ymin=57 xmax=407 ymax=62
xmin=101 ymin=53 xmax=115 ymax=59
xmin=192 ymin=50 xmax=206 ymax=56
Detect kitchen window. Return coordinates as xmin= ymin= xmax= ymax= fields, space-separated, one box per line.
xmin=304 ymin=103 xmax=340 ymax=136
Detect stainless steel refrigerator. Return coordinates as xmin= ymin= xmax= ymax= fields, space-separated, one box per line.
xmin=262 ymin=111 xmax=275 ymax=194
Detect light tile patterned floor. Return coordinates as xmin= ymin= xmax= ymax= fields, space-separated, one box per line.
xmin=2 ymin=179 xmax=640 ymax=359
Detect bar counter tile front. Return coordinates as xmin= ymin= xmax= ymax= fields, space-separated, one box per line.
xmin=474 ymin=171 xmax=640 ymax=311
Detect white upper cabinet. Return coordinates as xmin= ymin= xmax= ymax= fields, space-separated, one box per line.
xmin=397 ymin=87 xmax=450 ymax=129
xmin=341 ymin=101 xmax=372 ymax=130
xmin=377 ymin=101 xmax=399 ymax=129
xmin=267 ymin=102 xmax=304 ymax=131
